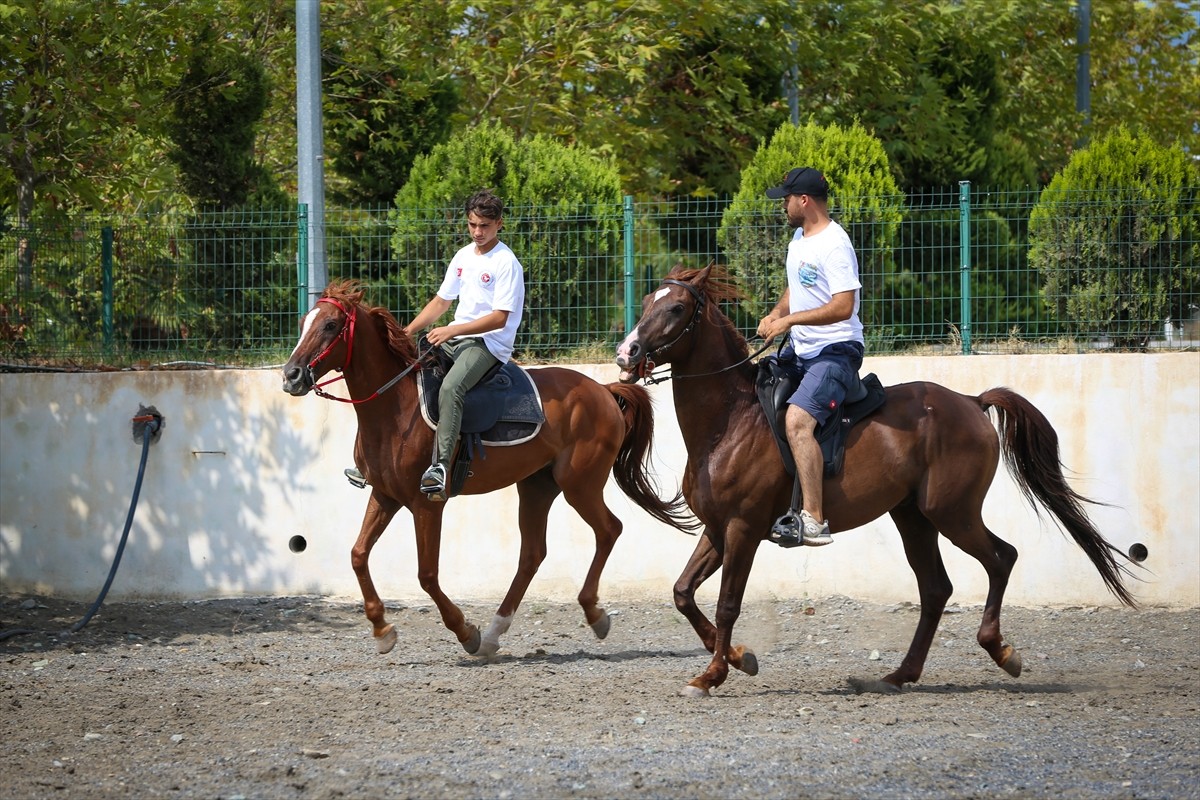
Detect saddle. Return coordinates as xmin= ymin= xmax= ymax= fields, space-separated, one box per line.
xmin=754 ymin=354 xmax=886 ymax=479
xmin=416 ymin=338 xmax=545 ymax=497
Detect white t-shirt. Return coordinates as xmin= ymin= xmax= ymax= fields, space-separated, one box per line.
xmin=784 ymin=221 xmax=864 ymax=359
xmin=437 ymin=240 xmax=525 ymax=362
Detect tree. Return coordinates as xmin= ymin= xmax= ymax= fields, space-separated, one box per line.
xmin=718 ymin=121 xmax=903 ymax=334
xmin=1 ymin=0 xmax=198 ymax=290
xmin=446 ymin=0 xmax=803 ymax=198
xmin=322 ymin=48 xmax=460 ymax=206
xmin=167 ymin=25 xmax=277 ymax=209
xmin=1028 ymin=126 xmax=1199 ymax=349
xmin=1086 ymin=0 xmax=1200 ymax=155
xmin=390 ymin=122 xmax=624 ymax=355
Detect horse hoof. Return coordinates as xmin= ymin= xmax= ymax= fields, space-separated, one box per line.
xmin=461 ymin=625 xmax=482 ymax=656
xmin=733 ymin=647 xmax=759 ymax=676
xmin=680 ymin=684 xmax=711 ymax=699
xmin=375 ymin=625 xmax=397 ymax=655
xmin=847 ymin=676 xmax=902 ymax=694
xmin=475 ymin=638 xmax=500 ymax=658
xmin=1000 ymin=646 xmax=1023 ymax=678
xmin=590 ymin=611 xmax=612 ymax=640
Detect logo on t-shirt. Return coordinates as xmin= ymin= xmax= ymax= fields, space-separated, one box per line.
xmin=797 ymin=262 xmax=819 ymax=287
xmin=456 ymin=267 xmax=463 ymax=278
xmin=479 ymin=272 xmax=493 ymax=286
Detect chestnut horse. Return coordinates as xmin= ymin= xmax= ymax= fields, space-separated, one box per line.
xmin=615 ymin=265 xmax=1137 ymax=697
xmin=283 ymin=280 xmax=694 ymax=656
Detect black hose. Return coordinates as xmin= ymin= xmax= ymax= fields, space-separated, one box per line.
xmin=0 ymin=415 xmax=159 ymax=642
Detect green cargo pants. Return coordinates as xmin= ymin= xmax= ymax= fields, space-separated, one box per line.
xmin=434 ymin=337 xmax=501 ymax=467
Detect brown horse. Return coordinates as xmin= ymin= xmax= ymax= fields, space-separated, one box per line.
xmin=615 ymin=264 xmax=1137 ymax=697
xmin=283 ymin=280 xmax=694 ymax=656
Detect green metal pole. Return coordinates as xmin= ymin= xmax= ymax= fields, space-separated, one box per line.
xmin=958 ymin=181 xmax=972 ymax=355
xmin=101 ymin=226 xmax=114 ymax=353
xmin=297 ymin=203 xmax=309 ymax=314
xmin=623 ymin=195 xmax=635 ymax=334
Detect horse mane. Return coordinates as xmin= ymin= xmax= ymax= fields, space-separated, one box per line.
xmin=321 ymin=279 xmax=418 ymax=363
xmin=664 ymin=262 xmax=745 ymax=306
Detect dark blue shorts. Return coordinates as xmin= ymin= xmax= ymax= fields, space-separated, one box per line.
xmin=782 ymin=342 xmax=864 ymax=425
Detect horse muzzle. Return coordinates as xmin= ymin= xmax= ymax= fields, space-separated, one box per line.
xmin=615 ymin=338 xmax=646 ymax=384
xmin=282 ymin=363 xmax=315 ymax=396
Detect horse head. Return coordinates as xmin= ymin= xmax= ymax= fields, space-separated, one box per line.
xmin=616 ymin=264 xmax=714 ymax=383
xmin=282 ymin=285 xmax=361 ymax=396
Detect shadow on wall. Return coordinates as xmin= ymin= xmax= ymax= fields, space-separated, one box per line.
xmin=0 ymin=370 xmax=328 ymax=600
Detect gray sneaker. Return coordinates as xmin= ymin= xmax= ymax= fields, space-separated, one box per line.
xmin=798 ymin=510 xmax=833 ymax=546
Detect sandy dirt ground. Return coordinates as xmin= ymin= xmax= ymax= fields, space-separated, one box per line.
xmin=2 ymin=592 xmax=1197 ymax=799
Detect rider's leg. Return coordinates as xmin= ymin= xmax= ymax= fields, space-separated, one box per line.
xmin=424 ymin=338 xmax=500 ymax=498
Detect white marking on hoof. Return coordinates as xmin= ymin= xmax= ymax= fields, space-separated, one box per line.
xmin=680 ymin=684 xmax=711 ymax=698
xmin=375 ymin=624 xmax=397 ymax=654
xmin=476 ymin=613 xmax=513 ymax=657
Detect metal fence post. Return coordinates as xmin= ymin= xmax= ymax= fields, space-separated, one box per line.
xmin=101 ymin=226 xmax=114 ymax=353
xmin=958 ymin=181 xmax=972 ymax=355
xmin=623 ymin=195 xmax=635 ymax=334
xmin=297 ymin=203 xmax=309 ymax=315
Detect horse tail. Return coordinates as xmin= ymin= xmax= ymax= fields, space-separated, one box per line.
xmin=978 ymin=387 xmax=1138 ymax=608
xmin=607 ymin=383 xmax=701 ymax=534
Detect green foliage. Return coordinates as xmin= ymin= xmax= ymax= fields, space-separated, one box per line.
xmin=322 ymin=40 xmax=460 ymax=204
xmin=1029 ymin=127 xmax=1200 ymax=349
xmin=167 ymin=25 xmax=275 ymax=209
xmin=390 ymin=122 xmax=624 ymax=356
xmin=718 ymin=121 xmax=903 ymax=329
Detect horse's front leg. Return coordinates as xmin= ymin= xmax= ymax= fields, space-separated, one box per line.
xmin=682 ymin=527 xmax=760 ymax=698
xmin=411 ymin=504 xmax=481 ymax=655
xmin=673 ymin=529 xmax=723 ymax=652
xmin=352 ymin=491 xmax=402 ymax=654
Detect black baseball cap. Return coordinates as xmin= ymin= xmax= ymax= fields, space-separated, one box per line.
xmin=765 ymin=167 xmax=829 ymax=199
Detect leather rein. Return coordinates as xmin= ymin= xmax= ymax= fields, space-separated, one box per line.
xmin=640 ymin=279 xmax=772 ymax=385
xmin=306 ymin=297 xmax=429 ymax=405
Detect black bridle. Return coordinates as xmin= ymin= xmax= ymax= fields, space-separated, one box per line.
xmin=639 ymin=279 xmax=772 ymax=385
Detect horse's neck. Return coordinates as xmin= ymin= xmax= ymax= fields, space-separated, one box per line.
xmin=669 ymin=327 xmax=756 ymax=440
xmin=342 ymin=335 xmax=420 ymax=424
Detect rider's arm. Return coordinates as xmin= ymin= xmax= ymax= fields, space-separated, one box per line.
xmin=404 ymin=295 xmax=453 ymax=338
xmin=431 ymin=310 xmax=509 ymax=343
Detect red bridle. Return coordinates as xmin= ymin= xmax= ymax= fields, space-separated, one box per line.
xmin=304 ymin=296 xmax=426 ymax=405
xmin=307 ymin=297 xmax=356 ymax=375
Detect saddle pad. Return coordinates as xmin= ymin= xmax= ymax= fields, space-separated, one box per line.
xmin=417 ymin=361 xmax=545 ymax=446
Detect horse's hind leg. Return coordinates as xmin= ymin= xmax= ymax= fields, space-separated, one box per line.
xmin=863 ymin=503 xmax=954 ymax=691
xmin=352 ymin=492 xmax=403 ymax=654
xmin=938 ymin=516 xmax=1022 ymax=678
xmin=559 ymin=473 xmax=623 ymax=641
xmin=474 ymin=470 xmax=560 ymax=657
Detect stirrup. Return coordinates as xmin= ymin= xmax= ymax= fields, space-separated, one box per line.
xmin=769 ymin=510 xmax=834 ymax=548
xmin=769 ymin=513 xmax=805 ymax=548
xmin=344 ymin=467 xmax=367 ymax=489
xmin=420 ymin=464 xmax=447 ymax=502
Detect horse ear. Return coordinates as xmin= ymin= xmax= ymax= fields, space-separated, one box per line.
xmin=698 ymin=262 xmax=714 ymax=285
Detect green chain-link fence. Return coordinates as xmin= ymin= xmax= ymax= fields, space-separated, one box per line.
xmin=2 ymin=186 xmax=1196 ymax=367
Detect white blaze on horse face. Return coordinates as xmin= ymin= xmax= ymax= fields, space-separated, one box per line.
xmin=616 ymin=325 xmax=641 ymax=361
xmin=653 ymin=287 xmax=672 ymax=303
xmin=290 ymin=307 xmax=320 ymax=360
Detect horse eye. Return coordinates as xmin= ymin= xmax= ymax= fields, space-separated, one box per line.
xmin=323 ymin=319 xmax=339 ymax=332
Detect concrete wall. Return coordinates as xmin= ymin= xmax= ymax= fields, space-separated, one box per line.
xmin=2 ymin=353 xmax=1197 ymax=609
